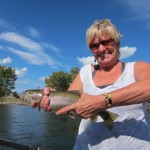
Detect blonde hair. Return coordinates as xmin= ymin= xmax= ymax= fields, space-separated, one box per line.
xmin=86 ymin=19 xmax=122 ymax=49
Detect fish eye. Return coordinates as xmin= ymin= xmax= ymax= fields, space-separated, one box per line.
xmin=27 ymin=91 xmax=33 ymax=95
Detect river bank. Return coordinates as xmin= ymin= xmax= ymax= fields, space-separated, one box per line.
xmin=0 ymin=96 xmax=30 ymax=105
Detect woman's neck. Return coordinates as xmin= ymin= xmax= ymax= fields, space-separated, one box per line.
xmin=98 ymin=60 xmax=121 ymax=72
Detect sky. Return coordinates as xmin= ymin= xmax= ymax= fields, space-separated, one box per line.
xmin=0 ymin=0 xmax=150 ymax=93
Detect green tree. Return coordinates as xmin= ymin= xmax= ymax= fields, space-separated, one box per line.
xmin=45 ymin=71 xmax=72 ymax=91
xmin=45 ymin=67 xmax=80 ymax=91
xmin=0 ymin=66 xmax=17 ymax=97
xmin=70 ymin=67 xmax=79 ymax=81
xmin=70 ymin=67 xmax=79 ymax=74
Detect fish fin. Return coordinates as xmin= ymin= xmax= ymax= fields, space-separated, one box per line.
xmin=38 ymin=95 xmax=44 ymax=112
xmin=90 ymin=115 xmax=98 ymax=122
xmin=67 ymin=111 xmax=76 ymax=119
xmin=108 ymin=111 xmax=119 ymax=121
xmin=38 ymin=100 xmax=41 ymax=112
xmin=99 ymin=110 xmax=119 ymax=130
xmin=38 ymin=92 xmax=49 ymax=112
xmin=104 ymin=119 xmax=113 ymax=130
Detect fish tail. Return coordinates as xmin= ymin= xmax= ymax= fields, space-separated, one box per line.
xmin=67 ymin=111 xmax=76 ymax=119
xmin=108 ymin=111 xmax=119 ymax=121
xmin=104 ymin=119 xmax=113 ymax=129
xmin=99 ymin=110 xmax=119 ymax=129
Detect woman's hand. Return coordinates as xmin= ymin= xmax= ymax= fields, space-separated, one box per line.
xmin=39 ymin=87 xmax=51 ymax=111
xmin=31 ymin=101 xmax=38 ymax=108
xmin=40 ymin=95 xmax=51 ymax=112
xmin=56 ymin=93 xmax=106 ymax=119
xmin=30 ymin=95 xmax=51 ymax=111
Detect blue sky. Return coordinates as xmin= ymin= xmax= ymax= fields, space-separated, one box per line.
xmin=0 ymin=0 xmax=150 ymax=93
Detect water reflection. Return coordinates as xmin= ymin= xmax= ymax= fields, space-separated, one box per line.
xmin=0 ymin=104 xmax=150 ymax=150
xmin=0 ymin=105 xmax=81 ymax=150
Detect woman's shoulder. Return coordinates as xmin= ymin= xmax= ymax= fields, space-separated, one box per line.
xmin=133 ymin=61 xmax=150 ymax=81
xmin=134 ymin=61 xmax=150 ymax=67
xmin=126 ymin=61 xmax=150 ymax=66
xmin=125 ymin=61 xmax=150 ymax=71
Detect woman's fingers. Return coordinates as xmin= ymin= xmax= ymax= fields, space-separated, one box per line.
xmin=31 ymin=101 xmax=37 ymax=108
xmin=56 ymin=103 xmax=76 ymax=115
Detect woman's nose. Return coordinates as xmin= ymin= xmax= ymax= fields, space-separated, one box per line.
xmin=98 ymin=44 xmax=106 ymax=52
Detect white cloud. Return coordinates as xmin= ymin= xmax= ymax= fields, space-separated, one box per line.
xmin=42 ymin=43 xmax=62 ymax=58
xmin=119 ymin=0 xmax=150 ymax=22
xmin=119 ymin=46 xmax=137 ymax=59
xmin=39 ymin=76 xmax=47 ymax=81
xmin=0 ymin=32 xmax=62 ymax=67
xmin=126 ymin=0 xmax=150 ymax=14
xmin=0 ymin=18 xmax=14 ymax=30
xmin=0 ymin=32 xmax=42 ymax=52
xmin=16 ymin=78 xmax=44 ymax=92
xmin=0 ymin=57 xmax=12 ymax=64
xmin=28 ymin=27 xmax=40 ymax=38
xmin=77 ymin=56 xmax=94 ymax=66
xmin=77 ymin=46 xmax=137 ymax=66
xmin=15 ymin=67 xmax=27 ymax=77
xmin=16 ymin=78 xmax=44 ymax=87
xmin=0 ymin=45 xmax=4 ymax=49
xmin=9 ymin=47 xmax=46 ymax=65
xmin=16 ymin=79 xmax=31 ymax=84
xmin=9 ymin=47 xmax=57 ymax=65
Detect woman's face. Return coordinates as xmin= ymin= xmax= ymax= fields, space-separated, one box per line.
xmin=89 ymin=34 xmax=119 ymax=68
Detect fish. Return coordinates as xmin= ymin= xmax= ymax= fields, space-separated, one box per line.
xmin=20 ymin=90 xmax=119 ymax=129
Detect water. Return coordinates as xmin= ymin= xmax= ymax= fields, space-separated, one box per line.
xmin=0 ymin=104 xmax=81 ymax=150
xmin=0 ymin=105 xmax=150 ymax=150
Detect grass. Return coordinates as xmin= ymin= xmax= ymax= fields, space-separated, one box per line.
xmin=0 ymin=95 xmax=30 ymax=105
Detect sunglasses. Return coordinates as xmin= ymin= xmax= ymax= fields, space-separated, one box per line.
xmin=89 ymin=39 xmax=114 ymax=50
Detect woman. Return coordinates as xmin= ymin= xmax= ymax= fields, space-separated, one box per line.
xmin=56 ymin=19 xmax=150 ymax=149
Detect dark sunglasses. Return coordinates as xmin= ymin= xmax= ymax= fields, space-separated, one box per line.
xmin=89 ymin=39 xmax=114 ymax=50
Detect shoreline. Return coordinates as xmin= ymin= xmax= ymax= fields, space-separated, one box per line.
xmin=1 ymin=96 xmax=150 ymax=111
xmin=0 ymin=96 xmax=30 ymax=105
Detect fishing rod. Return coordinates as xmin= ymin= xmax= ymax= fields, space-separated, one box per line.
xmin=0 ymin=138 xmax=40 ymax=150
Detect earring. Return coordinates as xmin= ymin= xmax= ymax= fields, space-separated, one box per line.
xmin=94 ymin=58 xmax=99 ymax=70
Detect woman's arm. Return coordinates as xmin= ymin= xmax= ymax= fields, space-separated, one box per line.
xmin=111 ymin=61 xmax=150 ymax=106
xmin=56 ymin=62 xmax=150 ymax=118
xmin=67 ymin=73 xmax=83 ymax=95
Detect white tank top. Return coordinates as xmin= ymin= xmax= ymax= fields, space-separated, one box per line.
xmin=74 ymin=62 xmax=150 ymax=150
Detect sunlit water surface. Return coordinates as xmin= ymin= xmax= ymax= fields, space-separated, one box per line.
xmin=0 ymin=104 xmax=80 ymax=150
xmin=0 ymin=104 xmax=150 ymax=150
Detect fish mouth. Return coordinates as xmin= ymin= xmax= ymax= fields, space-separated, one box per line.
xmin=23 ymin=91 xmax=42 ymax=101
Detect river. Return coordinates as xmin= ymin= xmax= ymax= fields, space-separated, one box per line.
xmin=0 ymin=104 xmax=81 ymax=150
xmin=0 ymin=104 xmax=150 ymax=150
